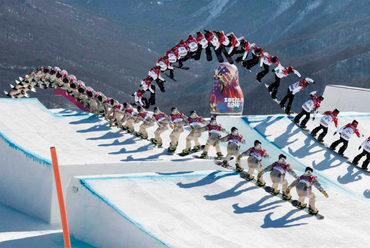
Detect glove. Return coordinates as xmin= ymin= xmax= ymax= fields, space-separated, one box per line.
xmin=323 ymin=191 xmax=329 ymax=198
xmin=257 ymin=172 xmax=263 ymax=179
xmin=285 ymin=188 xmax=291 ymax=195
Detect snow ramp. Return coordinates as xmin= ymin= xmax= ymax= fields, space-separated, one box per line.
xmin=240 ymin=114 xmax=370 ymax=199
xmin=66 ymin=115 xmax=370 ymax=248
xmin=0 ymin=98 xmax=217 ymax=223
xmin=67 ymin=170 xmax=370 ymax=248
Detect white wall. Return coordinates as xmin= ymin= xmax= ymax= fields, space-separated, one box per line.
xmin=67 ymin=177 xmax=168 ymax=248
xmin=0 ymin=137 xmax=56 ymax=223
xmin=320 ymin=85 xmax=370 ymax=112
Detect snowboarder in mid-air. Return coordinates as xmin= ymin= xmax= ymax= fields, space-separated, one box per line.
xmin=330 ymin=120 xmax=361 ymax=156
xmin=311 ymin=109 xmax=340 ymax=142
xmin=280 ymin=78 xmax=314 ymax=115
xmin=256 ymin=54 xmax=279 ymax=83
xmin=257 ymin=154 xmax=298 ymax=198
xmin=237 ymin=140 xmax=269 ymax=178
xmin=352 ymin=136 xmax=370 ymax=170
xmin=243 ymin=45 xmax=264 ymax=71
xmin=293 ymin=92 xmax=323 ymax=129
xmin=148 ymin=66 xmax=166 ymax=92
xmin=267 ymin=66 xmax=301 ymax=100
xmin=285 ymin=167 xmax=328 ymax=214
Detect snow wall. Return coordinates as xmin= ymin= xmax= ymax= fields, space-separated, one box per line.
xmin=0 ymin=132 xmax=57 ymax=223
xmin=320 ymin=85 xmax=370 ymax=113
xmin=67 ymin=176 xmax=170 ymax=248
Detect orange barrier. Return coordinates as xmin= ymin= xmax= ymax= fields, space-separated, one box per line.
xmin=50 ymin=147 xmax=72 ymax=248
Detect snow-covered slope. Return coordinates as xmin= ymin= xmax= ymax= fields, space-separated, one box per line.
xmin=68 ymin=169 xmax=370 ymax=248
xmin=0 ymin=98 xmax=369 ymax=247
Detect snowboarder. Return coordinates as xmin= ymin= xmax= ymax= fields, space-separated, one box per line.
xmin=185 ymin=34 xmax=198 ymax=57
xmin=227 ymin=33 xmax=242 ymax=56
xmin=120 ymin=103 xmax=137 ymax=133
xmin=243 ymin=45 xmax=264 ymax=71
xmin=93 ymin=91 xmax=107 ymax=117
xmin=65 ymin=74 xmax=77 ymax=95
xmin=330 ymin=120 xmax=361 ymax=156
xmin=82 ymin=87 xmax=95 ymax=108
xmin=198 ymin=117 xmax=227 ymax=159
xmin=103 ymin=98 xmax=116 ymax=119
xmin=285 ymin=167 xmax=328 ymax=214
xmin=352 ymin=136 xmax=370 ymax=170
xmin=205 ymin=30 xmax=220 ymax=49
xmin=257 ymin=154 xmax=298 ymax=199
xmin=280 ymin=77 xmax=314 ymax=115
xmin=237 ymin=140 xmax=269 ymax=180
xmin=118 ymin=102 xmax=137 ymax=133
xmin=234 ymin=39 xmax=255 ymax=62
xmin=156 ymin=55 xmax=174 ymax=79
xmin=156 ymin=55 xmax=173 ymax=72
xmin=53 ymin=68 xmax=67 ymax=88
xmin=311 ymin=109 xmax=340 ymax=142
xmin=86 ymin=90 xmax=101 ymax=115
xmin=168 ymin=107 xmax=188 ymax=152
xmin=175 ymin=40 xmax=189 ymax=68
xmin=267 ymin=66 xmax=301 ymax=100
xmin=193 ymin=31 xmax=208 ymax=60
xmin=151 ymin=107 xmax=171 ymax=148
xmin=293 ymin=92 xmax=323 ymax=129
xmin=140 ymin=76 xmax=156 ymax=105
xmin=134 ymin=106 xmax=154 ymax=140
xmin=148 ymin=66 xmax=166 ymax=92
xmin=256 ymin=54 xmax=279 ymax=83
xmin=107 ymin=102 xmax=124 ymax=128
xmin=181 ymin=110 xmax=207 ymax=155
xmin=166 ymin=46 xmax=180 ymax=64
xmin=219 ymin=127 xmax=245 ymax=167
xmin=133 ymin=89 xmax=149 ymax=108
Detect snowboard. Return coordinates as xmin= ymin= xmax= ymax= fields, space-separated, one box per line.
xmin=172 ymin=64 xmax=190 ymax=70
xmin=291 ymin=200 xmax=324 ymax=219
xmin=212 ymin=157 xmax=236 ymax=169
xmin=178 ymin=145 xmax=205 ymax=157
xmin=163 ymin=73 xmax=177 ymax=81
xmin=264 ymin=186 xmax=294 ymax=202
xmin=263 ymin=84 xmax=280 ymax=103
xmin=193 ymin=155 xmax=234 ymax=161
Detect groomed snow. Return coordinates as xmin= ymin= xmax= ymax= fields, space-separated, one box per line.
xmin=74 ymin=170 xmax=370 ymax=248
xmin=1 ymin=98 xmax=369 ymax=248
